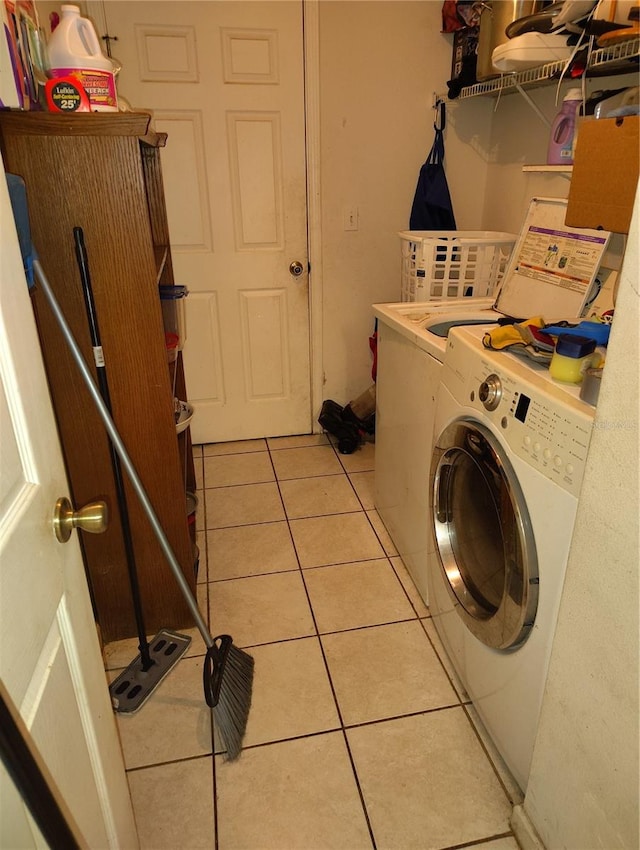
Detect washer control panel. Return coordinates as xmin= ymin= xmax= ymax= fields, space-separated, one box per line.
xmin=443 ymin=332 xmax=595 ymax=499
xmin=491 ymin=375 xmax=592 ymax=498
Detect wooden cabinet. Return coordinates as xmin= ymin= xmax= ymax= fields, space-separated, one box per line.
xmin=0 ymin=111 xmax=197 ymax=643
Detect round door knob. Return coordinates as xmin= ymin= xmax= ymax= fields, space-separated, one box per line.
xmin=53 ymin=497 xmax=109 ymax=543
xmin=289 ymin=260 xmax=305 ymax=277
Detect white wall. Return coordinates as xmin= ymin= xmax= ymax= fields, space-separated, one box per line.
xmin=517 ymin=189 xmax=640 ymax=850
xmin=315 ymin=3 xmax=638 ymax=406
xmin=318 ymin=1 xmax=491 ymax=404
xmin=483 ymin=83 xmax=572 ymax=228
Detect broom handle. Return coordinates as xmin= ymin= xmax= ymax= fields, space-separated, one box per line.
xmin=34 ymin=259 xmax=214 ymax=651
xmin=73 ymin=228 xmax=153 ymax=670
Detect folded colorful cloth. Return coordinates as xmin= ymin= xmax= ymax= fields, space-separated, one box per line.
xmin=499 ymin=344 xmax=553 ymax=365
xmin=482 ymin=316 xmax=547 ymax=351
xmin=520 ymin=324 xmax=556 ymax=352
xmin=482 ymin=316 xmax=556 ymax=364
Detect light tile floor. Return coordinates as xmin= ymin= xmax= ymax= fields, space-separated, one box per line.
xmin=104 ymin=435 xmax=523 ymax=850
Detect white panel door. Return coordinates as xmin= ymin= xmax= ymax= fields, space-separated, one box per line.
xmin=96 ymin=1 xmax=311 ymax=443
xmin=0 ymin=166 xmax=138 ymax=848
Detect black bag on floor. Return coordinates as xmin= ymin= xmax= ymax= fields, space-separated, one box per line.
xmin=318 ymin=386 xmax=375 ymax=455
xmin=318 ymin=400 xmax=361 ymax=454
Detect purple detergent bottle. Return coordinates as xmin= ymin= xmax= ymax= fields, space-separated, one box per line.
xmin=547 ymin=89 xmax=583 ymax=165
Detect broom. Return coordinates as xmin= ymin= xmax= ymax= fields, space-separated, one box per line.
xmin=74 ymin=226 xmax=192 ymax=714
xmin=18 ymin=215 xmax=253 ymax=758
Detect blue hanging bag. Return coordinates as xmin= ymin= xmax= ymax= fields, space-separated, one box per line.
xmin=409 ymin=100 xmax=457 ymax=230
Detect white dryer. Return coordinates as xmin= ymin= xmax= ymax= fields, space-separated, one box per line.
xmin=373 ymin=299 xmax=471 ymax=603
xmin=373 ymin=298 xmax=501 ymax=603
xmin=428 ymin=325 xmax=596 ymax=791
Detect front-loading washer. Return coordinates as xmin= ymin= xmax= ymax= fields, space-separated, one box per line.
xmin=428 ymin=324 xmax=596 ymax=791
xmin=373 ymin=198 xmax=610 ymax=605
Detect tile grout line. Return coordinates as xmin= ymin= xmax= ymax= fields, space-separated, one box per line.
xmin=210 ymin=699 xmax=219 ymax=850
xmin=460 ymin=700 xmax=521 ymax=807
xmin=125 ymin=750 xmax=213 ymax=774
xmin=437 ymin=830 xmax=517 ymax=850
xmin=263 ymin=437 xmax=379 ymax=850
xmin=417 ymin=617 xmax=468 ymax=706
xmin=225 ymin=700 xmax=482 ymax=772
xmin=205 ymin=555 xmax=407 ymax=585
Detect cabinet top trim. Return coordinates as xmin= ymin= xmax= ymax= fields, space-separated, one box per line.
xmin=0 ymin=111 xmax=165 ymax=146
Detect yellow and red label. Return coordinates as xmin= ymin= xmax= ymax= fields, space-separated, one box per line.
xmin=45 ymin=76 xmax=91 ymax=112
xmin=48 ymin=68 xmax=118 ymax=112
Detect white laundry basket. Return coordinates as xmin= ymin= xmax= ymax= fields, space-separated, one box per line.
xmin=399 ymin=230 xmax=517 ymax=302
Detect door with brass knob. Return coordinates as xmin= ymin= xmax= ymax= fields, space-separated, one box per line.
xmin=1 ymin=175 xmax=138 ymax=846
xmin=53 ymin=497 xmax=109 ymax=543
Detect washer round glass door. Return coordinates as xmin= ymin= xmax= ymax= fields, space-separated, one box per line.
xmin=431 ymin=417 xmax=538 ymax=650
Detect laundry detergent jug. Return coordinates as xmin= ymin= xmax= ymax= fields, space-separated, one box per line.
xmin=547 ymin=88 xmax=583 ymax=165
xmin=46 ymin=5 xmax=117 ymax=112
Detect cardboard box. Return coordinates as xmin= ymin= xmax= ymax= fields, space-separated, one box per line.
xmin=565 ymin=115 xmax=639 ymax=234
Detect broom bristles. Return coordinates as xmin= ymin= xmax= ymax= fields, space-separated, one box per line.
xmin=212 ymin=642 xmax=254 ymax=761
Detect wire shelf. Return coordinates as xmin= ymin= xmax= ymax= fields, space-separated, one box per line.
xmin=590 ymin=36 xmax=640 ymax=69
xmin=456 ymin=38 xmax=640 ymax=100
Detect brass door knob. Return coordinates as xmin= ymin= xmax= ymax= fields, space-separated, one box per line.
xmin=53 ymin=497 xmax=109 ymax=543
